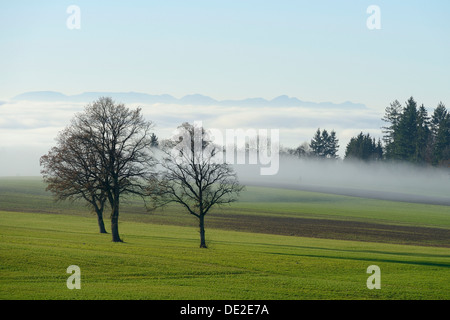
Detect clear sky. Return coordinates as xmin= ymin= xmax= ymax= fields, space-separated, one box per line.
xmin=1 ymin=0 xmax=449 ymax=111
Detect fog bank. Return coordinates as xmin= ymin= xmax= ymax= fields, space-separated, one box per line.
xmin=233 ymin=156 xmax=450 ymax=206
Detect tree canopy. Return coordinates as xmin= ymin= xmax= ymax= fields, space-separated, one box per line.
xmin=309 ymin=128 xmax=339 ymax=159
xmin=344 ymin=132 xmax=383 ymax=161
xmin=382 ymin=97 xmax=449 ymax=165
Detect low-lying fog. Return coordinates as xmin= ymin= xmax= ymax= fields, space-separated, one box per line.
xmin=233 ymin=155 xmax=450 ymax=206
xmin=1 ymin=145 xmax=448 ymax=206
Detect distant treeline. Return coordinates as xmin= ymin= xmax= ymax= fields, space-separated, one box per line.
xmin=285 ymin=97 xmax=450 ymax=167
xmin=381 ymin=97 xmax=449 ymax=166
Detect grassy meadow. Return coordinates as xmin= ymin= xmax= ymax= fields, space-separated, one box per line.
xmin=0 ymin=177 xmax=449 ymax=299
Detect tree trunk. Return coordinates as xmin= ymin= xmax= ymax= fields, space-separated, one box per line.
xmin=109 ymin=183 xmax=123 ymax=242
xmin=111 ymin=203 xmax=122 ymax=242
xmin=96 ymin=210 xmax=108 ymax=234
xmin=199 ymin=214 xmax=207 ymax=248
xmin=111 ymin=215 xmax=122 ymax=242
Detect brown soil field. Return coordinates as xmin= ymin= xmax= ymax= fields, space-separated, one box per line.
xmin=207 ymin=214 xmax=450 ymax=248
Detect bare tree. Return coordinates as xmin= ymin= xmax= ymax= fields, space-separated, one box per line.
xmin=40 ymin=128 xmax=108 ymax=233
xmin=41 ymin=97 xmax=156 ymax=242
xmin=148 ymin=122 xmax=244 ymax=248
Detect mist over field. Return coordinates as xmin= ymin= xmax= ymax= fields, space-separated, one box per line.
xmin=0 ymin=95 xmax=382 ymax=177
xmin=1 ymin=95 xmax=449 ymax=207
xmin=233 ymin=155 xmax=450 ymax=206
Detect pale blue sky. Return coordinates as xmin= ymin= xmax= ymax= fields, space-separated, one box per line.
xmin=1 ymin=0 xmax=449 ymax=111
xmin=1 ymin=1 xmax=450 ymax=176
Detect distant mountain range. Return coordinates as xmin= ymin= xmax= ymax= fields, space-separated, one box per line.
xmin=11 ymin=91 xmax=368 ymax=109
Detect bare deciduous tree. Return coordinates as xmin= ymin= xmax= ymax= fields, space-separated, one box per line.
xmin=40 ymin=128 xmax=108 ymax=233
xmin=148 ymin=122 xmax=244 ymax=248
xmin=41 ymin=97 xmax=156 ymax=242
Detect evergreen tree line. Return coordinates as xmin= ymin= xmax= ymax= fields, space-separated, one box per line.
xmin=345 ymin=132 xmax=383 ymax=161
xmin=286 ymin=97 xmax=449 ymax=166
xmin=381 ymin=97 xmax=449 ymax=165
xmin=287 ymin=128 xmax=340 ymax=159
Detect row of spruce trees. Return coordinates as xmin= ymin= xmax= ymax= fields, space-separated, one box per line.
xmin=381 ymin=97 xmax=449 ymax=165
xmin=287 ymin=97 xmax=449 ymax=166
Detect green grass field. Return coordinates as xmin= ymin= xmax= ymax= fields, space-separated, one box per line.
xmin=0 ymin=177 xmax=449 ymax=299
